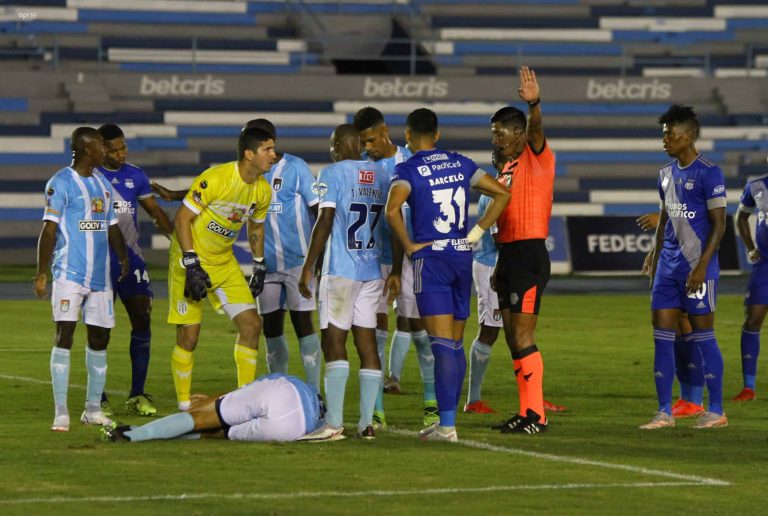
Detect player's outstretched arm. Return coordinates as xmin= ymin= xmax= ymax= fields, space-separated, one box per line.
xmin=151 ymin=181 xmax=187 ymax=202
xmin=737 ymin=208 xmax=761 ymax=263
xmin=139 ymin=196 xmax=174 ymax=237
xmin=108 ymin=224 xmax=129 ymax=281
xmin=299 ymin=207 xmax=334 ymax=299
xmin=34 ymin=220 xmax=57 ymax=298
xmin=468 ymin=173 xmax=510 ymax=244
xmin=518 ymin=66 xmax=544 ymax=153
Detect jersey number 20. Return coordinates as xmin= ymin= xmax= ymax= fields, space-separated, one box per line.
xmin=348 ymin=203 xmax=384 ymax=250
xmin=432 ymin=186 xmax=466 ymax=234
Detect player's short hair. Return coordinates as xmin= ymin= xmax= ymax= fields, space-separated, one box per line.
xmin=97 ymin=124 xmax=124 ymax=142
xmin=353 ymin=107 xmax=384 ymax=132
xmin=243 ymin=118 xmax=276 ymax=140
xmin=490 ymin=107 xmax=527 ymax=132
xmin=238 ymin=127 xmax=273 ymax=159
xmin=658 ymin=104 xmax=699 ymax=139
xmin=406 ymin=108 xmax=438 ymax=136
xmin=70 ymin=126 xmax=100 ymax=152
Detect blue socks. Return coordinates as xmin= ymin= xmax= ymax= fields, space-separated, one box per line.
xmin=125 ymin=412 xmax=194 ymax=442
xmin=652 ymin=329 xmax=676 ymax=415
xmin=265 ymin=335 xmax=289 ymax=374
xmin=468 ymin=339 xmax=492 ymax=403
xmin=85 ymin=347 xmax=107 ymax=412
xmin=374 ymin=330 xmax=387 ymax=413
xmin=324 ymin=360 xmax=349 ymax=428
xmin=413 ymin=330 xmax=436 ymax=402
xmin=740 ymin=328 xmax=760 ymax=390
xmin=430 ymin=336 xmax=464 ymax=427
xmin=684 ymin=333 xmax=704 ymax=406
xmin=50 ymin=347 xmax=70 ymax=415
xmin=299 ymin=333 xmax=321 ymax=392
xmin=359 ymin=369 xmax=382 ymax=431
xmin=129 ymin=330 xmax=151 ymax=397
xmin=695 ymin=329 xmax=724 ymax=415
xmin=388 ymin=331 xmax=411 ymax=380
xmin=673 ymin=334 xmax=690 ymax=401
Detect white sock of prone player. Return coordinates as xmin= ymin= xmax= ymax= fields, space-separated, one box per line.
xmin=265 ymin=335 xmax=289 ymax=374
xmin=85 ymin=347 xmax=107 ymax=413
xmin=299 ymin=333 xmax=321 ymax=392
xmin=50 ymin=347 xmax=71 ymax=417
xmin=324 ymin=360 xmax=350 ymax=428
xmin=125 ymin=412 xmax=195 ymax=442
xmin=359 ymin=369 xmax=383 ymax=431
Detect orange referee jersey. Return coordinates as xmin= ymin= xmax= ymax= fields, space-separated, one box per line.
xmin=495 ymin=141 xmax=555 ymax=243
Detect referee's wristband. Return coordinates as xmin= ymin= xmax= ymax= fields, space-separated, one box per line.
xmin=527 ymin=98 xmax=541 ymax=107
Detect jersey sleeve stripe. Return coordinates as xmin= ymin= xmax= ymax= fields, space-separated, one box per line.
xmin=307 ymin=198 xmax=320 ymax=207
xmin=469 ymin=168 xmax=487 ymax=186
xmin=390 ymin=179 xmax=411 ymax=192
xmin=707 ymin=197 xmax=727 ymax=210
xmin=182 ymin=198 xmax=202 ymax=215
xmin=319 ymin=201 xmax=336 ymax=209
xmin=137 ymin=193 xmax=154 ymax=200
xmin=43 ymin=213 xmax=60 ymax=223
xmin=737 ymin=203 xmax=755 ymax=214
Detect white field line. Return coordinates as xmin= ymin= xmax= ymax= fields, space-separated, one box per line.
xmin=0 ymin=373 xmax=126 ymax=397
xmin=389 ymin=428 xmax=730 ymax=487
xmin=0 ymin=482 xmax=721 ymax=505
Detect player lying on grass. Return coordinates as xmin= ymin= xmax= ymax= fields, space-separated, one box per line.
xmin=101 ymin=373 xmax=324 ymax=443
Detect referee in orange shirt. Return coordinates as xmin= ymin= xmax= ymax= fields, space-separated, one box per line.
xmin=489 ymin=66 xmax=563 ymax=434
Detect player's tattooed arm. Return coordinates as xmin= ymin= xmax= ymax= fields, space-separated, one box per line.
xmin=34 ymin=220 xmax=58 ymax=298
xmin=108 ymin=224 xmax=129 ymax=281
xmin=247 ymin=220 xmax=265 ymax=258
xmin=299 ymin=207 xmax=334 ymax=299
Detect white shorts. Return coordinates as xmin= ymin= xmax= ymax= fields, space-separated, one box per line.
xmin=219 ymin=376 xmax=306 ymax=442
xmin=319 ymin=275 xmax=384 ymax=330
xmin=473 ymin=261 xmax=502 ymax=328
xmin=396 ymin=254 xmax=420 ymax=319
xmin=377 ymin=264 xmax=392 ymax=314
xmin=51 ymin=277 xmax=115 ymax=328
xmin=257 ymin=266 xmax=317 ymax=314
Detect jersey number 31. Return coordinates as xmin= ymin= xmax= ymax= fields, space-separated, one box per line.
xmin=432 ymin=186 xmax=466 ymax=234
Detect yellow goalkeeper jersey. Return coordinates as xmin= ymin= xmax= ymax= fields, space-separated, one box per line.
xmin=177 ymin=161 xmax=271 ymax=266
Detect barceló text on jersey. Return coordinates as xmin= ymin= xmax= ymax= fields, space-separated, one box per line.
xmin=349 ymin=187 xmax=384 ymax=200
xmin=428 ymin=172 xmax=465 ymax=187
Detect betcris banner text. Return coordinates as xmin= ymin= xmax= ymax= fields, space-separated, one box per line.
xmin=567 ymin=216 xmax=740 ymax=273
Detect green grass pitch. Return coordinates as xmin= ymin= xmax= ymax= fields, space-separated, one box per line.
xmin=0 ymin=293 xmax=765 ymax=514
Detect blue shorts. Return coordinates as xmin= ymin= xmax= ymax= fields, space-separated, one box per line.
xmin=112 ymin=256 xmax=153 ymax=301
xmin=412 ymin=253 xmax=472 ymax=320
xmin=745 ymin=265 xmax=768 ymax=306
xmin=651 ymin=273 xmax=718 ymax=315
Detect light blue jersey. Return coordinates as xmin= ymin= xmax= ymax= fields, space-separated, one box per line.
xmin=263 ymin=153 xmax=319 ymax=272
xmin=371 ymin=145 xmax=412 ymax=265
xmin=317 ymin=159 xmax=389 ymax=281
xmin=473 ymin=195 xmax=497 ymax=267
xmin=43 ymin=167 xmax=117 ymax=291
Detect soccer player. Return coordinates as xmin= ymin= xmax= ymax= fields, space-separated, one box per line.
xmin=489 ymin=66 xmax=571 ymax=435
xmin=733 ymin=163 xmax=768 ymax=401
xmin=638 ymin=213 xmax=705 ymax=417
xmin=34 ymin=127 xmax=129 ymax=431
xmin=96 ymin=123 xmax=174 ymax=417
xmin=642 ymin=104 xmax=728 ymax=430
xmin=167 ymin=127 xmax=273 ymax=410
xmin=353 ymin=107 xmax=438 ymax=428
xmin=153 ymin=120 xmax=322 ymax=390
xmin=386 ymin=108 xmax=510 ymax=442
xmin=298 ymin=124 xmax=395 ymax=440
xmin=101 ymin=373 xmax=325 ymax=443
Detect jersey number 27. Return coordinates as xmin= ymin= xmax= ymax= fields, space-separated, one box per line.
xmin=347 ymin=203 xmax=384 ymax=250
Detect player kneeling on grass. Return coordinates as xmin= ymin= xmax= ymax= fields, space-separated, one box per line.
xmin=102 ymin=373 xmax=324 ymax=443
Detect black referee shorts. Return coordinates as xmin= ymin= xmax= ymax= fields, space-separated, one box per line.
xmin=495 ymin=239 xmax=550 ymax=315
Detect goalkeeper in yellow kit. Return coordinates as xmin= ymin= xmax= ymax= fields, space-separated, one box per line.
xmin=168 ymin=127 xmax=274 ymax=410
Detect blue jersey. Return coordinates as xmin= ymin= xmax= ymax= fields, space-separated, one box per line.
xmin=43 ymin=167 xmax=117 ymax=291
xmin=263 ymin=153 xmax=319 ymax=272
xmin=392 ymin=148 xmax=487 ymax=260
xmin=370 ymin=145 xmax=411 ymax=265
xmin=473 ymin=194 xmax=498 ymax=267
xmin=739 ymin=174 xmax=768 ymax=268
xmin=317 ymin=159 xmax=389 ymax=281
xmin=656 ymin=155 xmax=727 ymax=278
xmin=97 ymin=163 xmax=153 ymax=266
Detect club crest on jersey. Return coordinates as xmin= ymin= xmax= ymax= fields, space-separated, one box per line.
xmin=191 ymin=190 xmax=203 ymax=205
xmin=685 ymin=180 xmax=695 ymax=190
xmin=60 ymin=299 xmax=70 ymax=313
xmin=358 ymin=170 xmax=375 ymax=185
xmin=177 ymin=300 xmax=187 ymax=315
xmin=312 ymin=182 xmax=328 ymax=198
xmin=125 ymin=178 xmax=134 ymax=189
xmin=91 ymin=198 xmax=105 ymax=213
xmin=228 ymin=208 xmax=245 ymax=223
xmin=247 ymin=202 xmax=257 ymax=216
xmin=272 ymin=178 xmax=283 ymax=191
